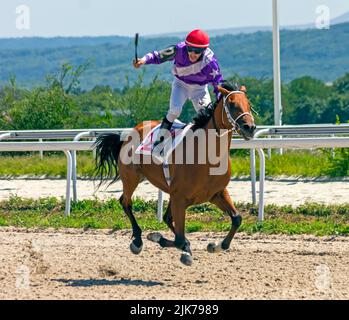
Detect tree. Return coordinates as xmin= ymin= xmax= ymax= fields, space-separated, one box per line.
xmin=45 ymin=62 xmax=90 ymax=94
xmin=283 ymin=76 xmax=331 ymax=124
xmin=7 ymin=86 xmax=77 ymax=130
xmin=333 ymin=73 xmax=349 ymax=94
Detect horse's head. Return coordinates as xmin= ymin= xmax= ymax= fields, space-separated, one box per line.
xmin=217 ymin=83 xmax=256 ymax=140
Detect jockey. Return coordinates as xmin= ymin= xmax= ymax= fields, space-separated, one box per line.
xmin=133 ymin=29 xmax=223 ymax=147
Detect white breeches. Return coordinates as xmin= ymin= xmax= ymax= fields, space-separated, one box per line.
xmin=166 ymin=78 xmax=212 ymax=122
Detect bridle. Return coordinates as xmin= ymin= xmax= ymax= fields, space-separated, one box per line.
xmin=212 ymin=90 xmax=255 ymax=137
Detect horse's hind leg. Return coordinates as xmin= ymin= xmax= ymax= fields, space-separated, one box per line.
xmin=119 ymin=168 xmax=143 ymax=254
xmin=163 ymin=200 xmax=175 ymax=234
xmin=147 ymin=200 xmax=191 ymax=253
xmin=147 ymin=201 xmax=175 ymax=247
xmin=207 ymin=189 xmax=242 ymax=253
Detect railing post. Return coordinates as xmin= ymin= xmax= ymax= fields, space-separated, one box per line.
xmin=250 ymin=149 xmax=257 ymax=205
xmin=267 ymin=135 xmax=272 ymax=159
xmin=331 ymin=134 xmax=335 ymax=158
xmin=64 ymin=150 xmax=73 ymax=217
xmin=72 ymin=132 xmax=91 ymax=202
xmin=256 ymin=148 xmax=266 ymax=222
xmin=39 ymin=138 xmax=43 ymax=159
xmin=250 ymin=129 xmax=271 ymax=206
xmin=157 ymin=189 xmax=164 ymax=223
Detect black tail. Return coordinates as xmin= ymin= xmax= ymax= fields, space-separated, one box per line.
xmin=93 ymin=133 xmax=123 ymax=188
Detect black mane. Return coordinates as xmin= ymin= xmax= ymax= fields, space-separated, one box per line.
xmin=191 ymin=102 xmax=216 ymax=131
xmin=191 ymin=81 xmax=241 ymax=130
xmin=221 ymin=80 xmax=241 ymax=92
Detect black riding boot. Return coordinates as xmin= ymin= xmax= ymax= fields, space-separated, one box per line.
xmin=153 ymin=116 xmax=173 ymax=150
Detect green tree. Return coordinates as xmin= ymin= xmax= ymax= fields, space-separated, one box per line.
xmin=283 ymin=76 xmax=331 ymax=124
xmin=333 ymin=73 xmax=349 ymax=94
xmin=7 ymin=86 xmax=77 ymax=130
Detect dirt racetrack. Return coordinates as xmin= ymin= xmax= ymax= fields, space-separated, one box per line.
xmin=0 ymin=227 xmax=348 ymax=300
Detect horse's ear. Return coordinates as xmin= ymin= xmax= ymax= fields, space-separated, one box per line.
xmin=240 ymin=85 xmax=247 ymax=93
xmin=217 ymin=86 xmax=230 ymax=96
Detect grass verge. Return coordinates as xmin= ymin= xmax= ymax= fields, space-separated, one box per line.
xmin=1 ymin=196 xmax=349 ymax=236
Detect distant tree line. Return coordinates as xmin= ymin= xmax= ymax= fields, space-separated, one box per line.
xmin=0 ymin=63 xmax=348 ymax=131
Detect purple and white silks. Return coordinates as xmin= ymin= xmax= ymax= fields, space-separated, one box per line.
xmin=144 ymin=41 xmax=223 ymax=98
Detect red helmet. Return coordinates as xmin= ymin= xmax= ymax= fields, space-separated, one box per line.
xmin=185 ymin=29 xmax=210 ymax=48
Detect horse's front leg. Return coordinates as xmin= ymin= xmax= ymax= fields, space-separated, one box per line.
xmin=208 ymin=189 xmax=242 ymax=253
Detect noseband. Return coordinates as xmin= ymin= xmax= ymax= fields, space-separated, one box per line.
xmin=222 ymin=91 xmax=254 ymax=133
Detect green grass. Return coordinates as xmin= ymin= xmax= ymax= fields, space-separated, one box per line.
xmin=0 ymin=150 xmax=336 ymax=178
xmin=231 ymin=150 xmax=331 ymax=177
xmin=1 ymin=196 xmax=349 ymax=236
xmin=0 ymin=153 xmax=95 ymax=177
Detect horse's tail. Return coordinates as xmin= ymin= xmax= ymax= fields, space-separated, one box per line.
xmin=93 ymin=133 xmax=123 ymax=188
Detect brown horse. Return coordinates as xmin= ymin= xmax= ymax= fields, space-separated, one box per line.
xmin=94 ymin=82 xmax=256 ymax=266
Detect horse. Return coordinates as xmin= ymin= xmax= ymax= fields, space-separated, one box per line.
xmin=94 ymin=81 xmax=256 ymax=266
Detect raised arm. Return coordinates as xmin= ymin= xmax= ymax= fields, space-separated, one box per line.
xmin=133 ymin=45 xmax=177 ymax=68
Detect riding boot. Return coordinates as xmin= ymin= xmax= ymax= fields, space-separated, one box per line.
xmin=153 ymin=116 xmax=173 ymax=151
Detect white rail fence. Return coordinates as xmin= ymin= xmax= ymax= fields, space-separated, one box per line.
xmin=1 ymin=129 xmax=349 ymax=220
xmin=248 ymin=125 xmax=349 ymax=206
xmin=0 ymin=141 xmax=92 ymax=216
xmin=0 ymin=129 xmax=131 ymax=203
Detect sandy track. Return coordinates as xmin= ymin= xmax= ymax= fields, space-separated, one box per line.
xmin=0 ymin=227 xmax=348 ymax=300
xmin=1 ymin=178 xmax=349 ymax=206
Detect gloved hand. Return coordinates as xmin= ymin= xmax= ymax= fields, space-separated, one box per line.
xmin=133 ymin=57 xmax=146 ymax=69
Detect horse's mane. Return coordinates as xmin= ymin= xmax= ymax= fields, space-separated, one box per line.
xmin=191 ymin=81 xmax=241 ymax=131
xmin=220 ymin=81 xmax=241 ymax=92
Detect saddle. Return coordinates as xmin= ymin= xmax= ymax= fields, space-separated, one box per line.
xmin=135 ymin=120 xmax=193 ymax=185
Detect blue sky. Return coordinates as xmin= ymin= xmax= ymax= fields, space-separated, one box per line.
xmin=0 ymin=0 xmax=349 ymax=38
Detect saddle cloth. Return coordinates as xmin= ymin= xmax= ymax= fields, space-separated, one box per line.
xmin=135 ymin=119 xmax=192 ymax=161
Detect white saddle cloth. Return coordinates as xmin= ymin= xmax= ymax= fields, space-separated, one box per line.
xmin=135 ymin=119 xmax=192 ymax=163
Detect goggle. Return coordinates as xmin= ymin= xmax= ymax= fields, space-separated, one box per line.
xmin=186 ymin=46 xmax=205 ymax=54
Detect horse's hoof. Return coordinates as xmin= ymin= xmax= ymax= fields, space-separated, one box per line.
xmin=130 ymin=241 xmax=143 ymax=255
xmin=207 ymin=242 xmax=222 ymax=253
xmin=147 ymin=232 xmax=162 ymax=243
xmin=207 ymin=242 xmax=216 ymax=253
xmin=180 ymin=252 xmax=193 ymax=266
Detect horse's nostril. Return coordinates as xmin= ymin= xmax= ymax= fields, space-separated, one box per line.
xmin=243 ymin=124 xmax=251 ymax=131
xmin=243 ymin=124 xmax=256 ymax=132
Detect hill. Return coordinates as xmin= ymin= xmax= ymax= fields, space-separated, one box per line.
xmin=0 ymin=35 xmax=130 ymax=50
xmin=0 ymin=23 xmax=348 ymax=89
xmin=148 ymin=10 xmax=349 ymax=37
